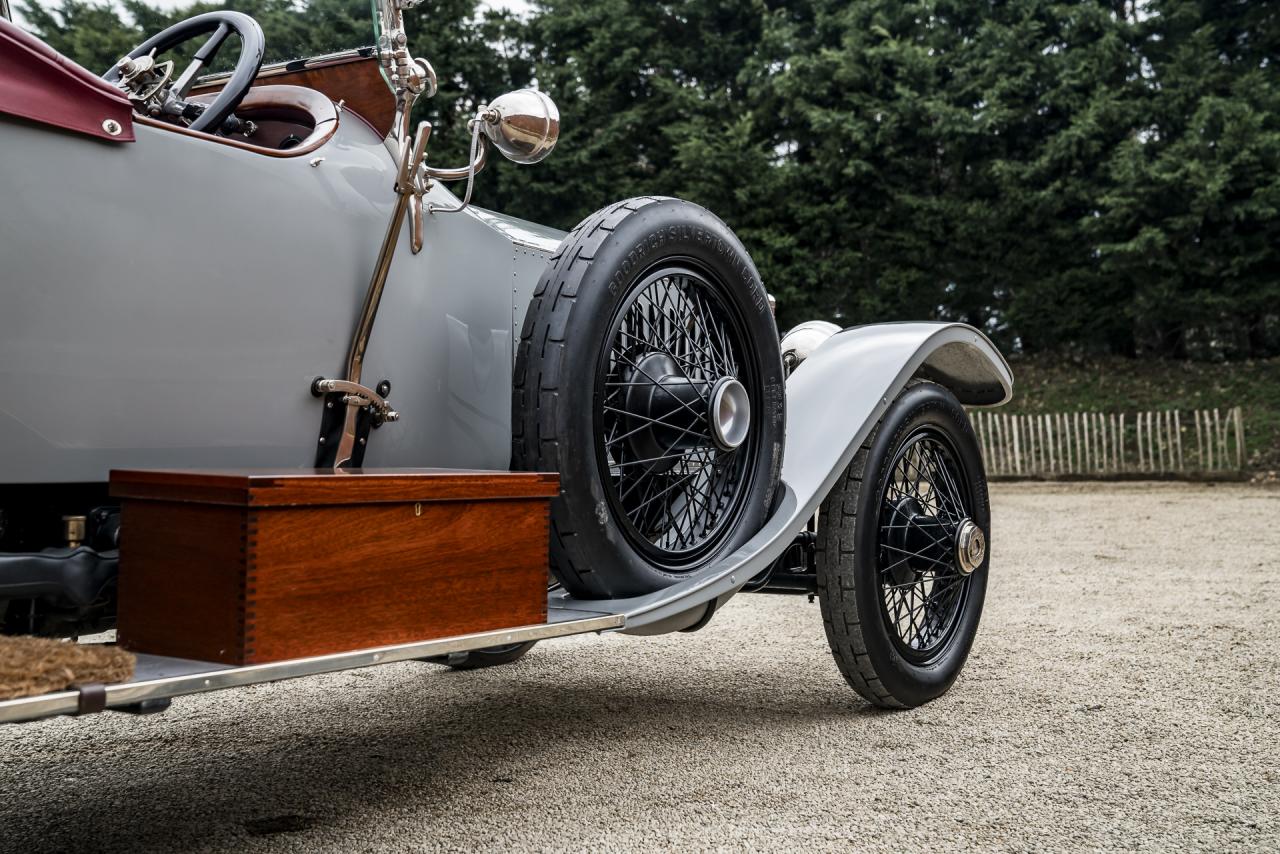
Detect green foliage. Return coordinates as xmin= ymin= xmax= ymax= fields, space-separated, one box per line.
xmin=19 ymin=1 xmax=142 ymax=70
xmin=1091 ymin=0 xmax=1280 ymax=360
xmin=15 ymin=0 xmax=1280 ymax=358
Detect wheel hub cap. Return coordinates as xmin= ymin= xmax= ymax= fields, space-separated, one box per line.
xmin=955 ymin=518 xmax=985 ymax=575
xmin=623 ymin=353 xmax=711 ymax=467
xmin=709 ymin=377 xmax=750 ymax=451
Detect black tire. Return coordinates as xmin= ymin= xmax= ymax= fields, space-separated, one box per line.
xmin=513 ymin=197 xmax=785 ymax=598
xmin=815 ymin=382 xmax=990 ymax=708
xmin=425 ymin=641 xmax=537 ymax=670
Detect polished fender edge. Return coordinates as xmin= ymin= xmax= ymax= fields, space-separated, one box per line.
xmin=557 ymin=321 xmax=1012 ymax=633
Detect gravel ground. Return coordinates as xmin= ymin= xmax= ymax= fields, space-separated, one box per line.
xmin=0 ymin=482 xmax=1276 ymax=853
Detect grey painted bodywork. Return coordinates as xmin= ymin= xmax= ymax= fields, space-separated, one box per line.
xmin=1 ymin=103 xmax=1011 ymax=636
xmin=0 ymin=112 xmax=557 ymax=482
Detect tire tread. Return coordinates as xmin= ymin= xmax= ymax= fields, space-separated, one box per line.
xmin=814 ymin=427 xmax=909 ymax=709
xmin=512 ymin=197 xmax=672 ymax=592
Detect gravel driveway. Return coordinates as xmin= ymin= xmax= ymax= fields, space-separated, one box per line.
xmin=0 ymin=482 xmax=1276 ymax=852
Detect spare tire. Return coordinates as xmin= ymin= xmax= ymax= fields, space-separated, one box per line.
xmin=512 ymin=197 xmax=785 ymax=598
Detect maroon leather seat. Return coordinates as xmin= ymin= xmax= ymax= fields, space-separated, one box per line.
xmin=0 ymin=17 xmax=134 ymax=141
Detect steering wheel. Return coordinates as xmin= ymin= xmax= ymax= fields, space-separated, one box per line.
xmin=103 ymin=11 xmax=265 ymax=135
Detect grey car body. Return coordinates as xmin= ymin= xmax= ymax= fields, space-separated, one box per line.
xmin=0 ymin=13 xmax=1012 ymax=635
xmin=0 ymin=112 xmax=559 ymax=483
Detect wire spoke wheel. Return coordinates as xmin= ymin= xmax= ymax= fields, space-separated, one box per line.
xmin=815 ymin=381 xmax=990 ymax=708
xmin=595 ymin=266 xmax=757 ymax=569
xmin=513 ymin=197 xmax=783 ymax=598
xmin=877 ymin=430 xmax=975 ymax=663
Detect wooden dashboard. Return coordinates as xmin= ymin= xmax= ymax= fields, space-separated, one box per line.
xmin=192 ymin=48 xmax=394 ymax=138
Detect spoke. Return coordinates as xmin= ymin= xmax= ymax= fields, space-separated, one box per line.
xmin=657 ymin=295 xmax=723 ymax=377
xmin=617 ymin=421 xmax=702 ymax=502
xmin=611 ymin=449 xmax=703 ymax=469
xmin=602 ymin=406 xmax=711 ymax=449
xmin=617 ymin=446 xmax=700 ymax=502
xmin=895 ymin=446 xmax=962 ymax=533
xmin=882 ymin=573 xmax=964 ymax=592
xmin=682 ymin=286 xmax=726 ymax=376
xmin=879 ymin=542 xmax=954 ymax=574
xmin=602 ymin=404 xmax=708 ymax=436
xmin=689 ymin=285 xmax=734 ymax=375
xmin=875 ymin=430 xmax=976 ymax=656
xmin=626 ymin=458 xmax=715 ymax=516
xmin=881 ymin=510 xmax=952 ymax=554
xmin=172 ymin=22 xmax=231 ymax=98
xmin=615 ymin=328 xmax=706 ymax=379
xmin=614 ymin=390 xmax=715 ymax=504
xmin=918 ymin=441 xmax=968 ymax=522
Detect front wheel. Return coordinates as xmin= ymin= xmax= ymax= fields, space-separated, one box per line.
xmin=816 ymin=382 xmax=991 ymax=708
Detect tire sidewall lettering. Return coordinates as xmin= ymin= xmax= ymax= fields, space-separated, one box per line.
xmin=606 ymin=218 xmax=767 ymax=317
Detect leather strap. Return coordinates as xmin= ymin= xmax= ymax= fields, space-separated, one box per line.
xmin=73 ymin=682 xmax=108 ymax=715
xmin=0 ymin=18 xmax=135 ymax=142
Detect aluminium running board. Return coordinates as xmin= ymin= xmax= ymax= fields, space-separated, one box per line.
xmin=0 ymin=606 xmax=622 ymax=726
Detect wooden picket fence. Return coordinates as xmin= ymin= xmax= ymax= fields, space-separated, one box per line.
xmin=969 ymin=407 xmax=1245 ymax=476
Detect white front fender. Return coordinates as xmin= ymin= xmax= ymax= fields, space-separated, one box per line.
xmin=781 ymin=321 xmax=1011 ymax=523
xmin=551 ymin=321 xmax=1012 ymax=633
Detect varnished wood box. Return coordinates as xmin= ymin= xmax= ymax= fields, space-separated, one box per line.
xmin=111 ymin=468 xmax=558 ymax=665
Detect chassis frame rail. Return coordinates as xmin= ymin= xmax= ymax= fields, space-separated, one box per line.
xmin=0 ymin=607 xmax=623 ymax=725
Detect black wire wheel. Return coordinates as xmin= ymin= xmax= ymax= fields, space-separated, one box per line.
xmin=815 ymin=381 xmax=991 ymax=708
xmin=597 ymin=266 xmax=758 ymax=569
xmin=878 ymin=430 xmax=979 ymax=661
xmin=513 ymin=197 xmax=785 ymax=599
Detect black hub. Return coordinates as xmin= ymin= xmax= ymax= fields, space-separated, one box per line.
xmin=622 ymin=352 xmax=711 ymax=470
xmin=884 ymin=496 xmax=952 ymax=586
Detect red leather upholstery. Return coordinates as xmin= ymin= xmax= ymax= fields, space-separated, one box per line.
xmin=0 ymin=17 xmax=135 ymax=142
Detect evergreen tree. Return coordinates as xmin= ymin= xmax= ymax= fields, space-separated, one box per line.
xmin=1094 ymin=0 xmax=1280 ymax=357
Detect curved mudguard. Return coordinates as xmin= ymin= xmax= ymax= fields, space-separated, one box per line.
xmin=553 ymin=321 xmax=1013 ymax=633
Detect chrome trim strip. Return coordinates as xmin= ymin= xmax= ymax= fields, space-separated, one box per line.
xmin=0 ymin=609 xmax=623 ymax=725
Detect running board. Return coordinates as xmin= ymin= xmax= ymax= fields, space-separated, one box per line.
xmin=0 ymin=606 xmax=623 ymax=725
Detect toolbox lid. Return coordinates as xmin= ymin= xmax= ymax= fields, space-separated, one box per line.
xmin=110 ymin=468 xmax=560 ymax=507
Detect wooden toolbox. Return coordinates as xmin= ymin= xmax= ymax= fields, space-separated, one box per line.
xmin=111 ymin=468 xmax=558 ymax=665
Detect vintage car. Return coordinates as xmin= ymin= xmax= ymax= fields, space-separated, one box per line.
xmin=0 ymin=0 xmax=1011 ymax=719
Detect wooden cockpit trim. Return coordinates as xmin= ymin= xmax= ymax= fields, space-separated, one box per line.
xmin=192 ymin=48 xmax=394 ymax=138
xmin=136 ymin=84 xmax=338 ymax=158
